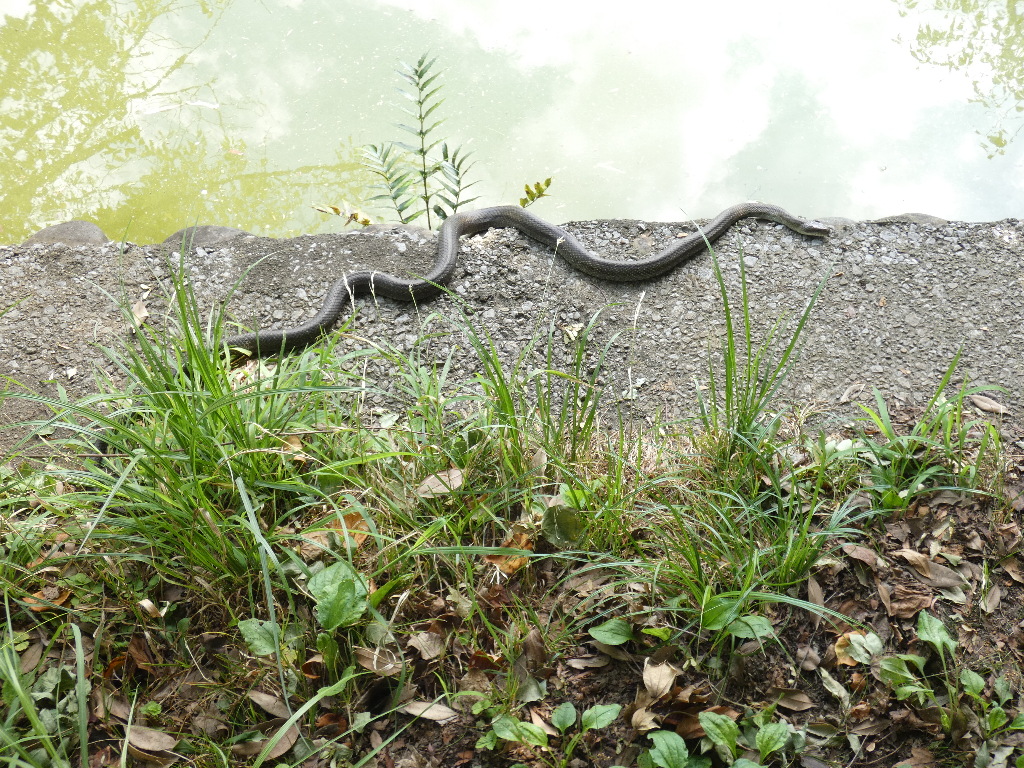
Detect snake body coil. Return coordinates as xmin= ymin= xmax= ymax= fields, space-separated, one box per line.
xmin=224 ymin=203 xmax=829 ymax=357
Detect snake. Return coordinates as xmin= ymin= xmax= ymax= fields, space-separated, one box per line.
xmin=223 ymin=203 xmax=830 ymax=357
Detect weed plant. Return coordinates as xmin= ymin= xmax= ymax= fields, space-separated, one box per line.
xmin=852 ymin=349 xmax=1005 ymax=510
xmin=361 ymin=53 xmax=479 ymax=227
xmin=357 ymin=52 xmax=550 ymax=228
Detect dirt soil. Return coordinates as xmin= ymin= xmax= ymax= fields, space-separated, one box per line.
xmin=2 ymin=212 xmax=1021 ymax=458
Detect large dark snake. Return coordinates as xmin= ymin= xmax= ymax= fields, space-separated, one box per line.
xmin=224 ymin=203 xmax=830 ymax=357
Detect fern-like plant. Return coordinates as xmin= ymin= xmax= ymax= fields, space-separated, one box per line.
xmin=362 ymin=53 xmax=479 ymax=228
xmin=354 ymin=53 xmax=554 ymax=230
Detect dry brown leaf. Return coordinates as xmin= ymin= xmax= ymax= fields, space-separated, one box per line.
xmin=102 ymin=656 xmax=126 ymax=680
xmin=260 ymin=720 xmax=300 ymax=759
xmin=92 ymin=689 xmax=132 ymax=721
xmin=131 ymin=300 xmax=150 ymax=327
xmin=566 ymin=655 xmax=610 ymax=669
xmin=127 ymin=635 xmax=157 ymax=672
xmin=301 ymin=654 xmax=325 ymax=680
xmin=1002 ymin=557 xmax=1024 ymax=583
xmin=530 ymin=708 xmax=559 ymax=736
xmin=353 ymin=646 xmax=404 ymax=676
xmin=125 ymin=743 xmax=178 ymax=766
xmin=230 ymin=719 xmax=299 ymax=759
xmin=898 ymin=549 xmax=934 ymax=573
xmin=247 ymin=690 xmax=290 ymax=718
xmin=889 ymin=583 xmax=934 ymax=618
xmin=805 ymin=721 xmax=840 ymax=739
xmin=19 ymin=642 xmax=44 ymax=674
xmin=850 ymin=717 xmax=888 ymax=736
xmin=631 ymin=705 xmax=660 ymax=732
xmin=457 ymin=669 xmax=493 ymax=696
xmin=896 ymin=549 xmax=966 ymax=588
xmin=675 ymin=683 xmax=712 ymax=704
xmin=591 ymin=640 xmax=634 ymax=660
xmin=314 ymin=712 xmax=347 ymax=734
xmin=296 ymin=529 xmax=332 ymax=560
xmin=770 ymin=687 xmax=815 ymax=711
xmin=523 ymin=628 xmax=548 ymax=669
xmin=528 ymin=447 xmax=547 ymax=478
xmin=126 ymin=724 xmax=178 ymax=752
xmin=408 ymin=631 xmax=445 ymax=660
xmin=329 ymin=512 xmax=370 ymax=549
xmin=191 ymin=714 xmax=228 ymax=737
xmin=643 ymin=657 xmax=681 ymax=699
xmin=850 ymin=671 xmax=869 ymax=692
xmin=416 ymin=467 xmax=465 ymax=498
xmin=875 ymin=577 xmax=892 ymax=615
xmin=981 ymin=583 xmax=1002 ymax=613
xmin=806 ymin=574 xmax=824 ymax=629
xmin=24 ymin=587 xmax=71 ymax=612
xmin=842 ymin=543 xmax=884 ymax=570
xmin=963 ymin=531 xmax=985 ymax=552
xmin=969 ymin=394 xmax=1007 ymax=414
xmin=675 ymin=710 xmax=705 ymax=739
xmin=840 ymin=382 xmax=866 ymax=403
xmin=894 ymin=746 xmax=937 ymax=767
xmin=482 ymin=529 xmax=534 ymax=575
xmin=848 ymin=701 xmax=873 ymax=720
xmin=136 ymin=599 xmax=163 ymax=618
xmin=796 ymin=645 xmax=821 ymax=671
xmin=398 ymin=699 xmax=459 ymax=722
xmin=1005 ymin=487 xmax=1024 ymax=513
xmin=467 ymin=649 xmax=502 ymax=672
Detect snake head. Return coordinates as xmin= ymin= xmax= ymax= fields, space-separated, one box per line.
xmin=798 ymin=219 xmax=832 ymax=238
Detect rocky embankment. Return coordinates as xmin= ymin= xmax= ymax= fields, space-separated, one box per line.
xmin=1 ymin=213 xmax=1021 ymax=459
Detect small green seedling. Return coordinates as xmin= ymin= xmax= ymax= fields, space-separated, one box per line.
xmin=476 ymin=701 xmax=621 ymax=768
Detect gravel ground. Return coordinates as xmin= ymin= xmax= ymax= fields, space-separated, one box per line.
xmin=1 ymin=213 xmax=1021 ymax=459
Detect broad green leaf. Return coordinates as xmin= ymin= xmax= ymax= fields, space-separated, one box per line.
xmin=987 ymin=706 xmax=1009 ymax=732
xmin=542 ymin=501 xmax=583 ymax=547
xmin=878 ymin=656 xmax=917 ymax=688
xmin=897 ymin=653 xmax=928 ymax=675
xmin=475 ymin=729 xmax=498 ymax=750
xmin=1008 ymin=712 xmax=1024 ymax=731
xmin=725 ymin=615 xmax=774 ymax=640
xmin=491 ymin=715 xmax=548 ymax=748
xmin=894 ymin=682 xmax=933 ymax=705
xmin=960 ymin=668 xmax=985 ymax=697
xmin=589 ymin=618 xmax=633 ymax=646
xmin=308 ymin=561 xmax=369 ymax=631
xmin=755 ymin=721 xmax=791 ymax=760
xmin=237 ymin=618 xmax=280 ymax=656
xmin=700 ymin=596 xmax=740 ymax=631
xmin=316 ymin=632 xmax=339 ymax=673
xmin=647 ymin=730 xmax=690 ymax=768
xmin=731 ymin=760 xmax=766 ymax=768
xmin=916 ymin=611 xmax=956 ymax=659
xmin=698 ymin=711 xmax=739 ymax=753
xmin=581 ymin=703 xmax=621 ymax=732
xmin=350 ymin=711 xmax=372 ymax=733
xmin=846 ymin=632 xmax=884 ymax=664
xmin=641 ymin=627 xmax=672 ymax=641
xmin=515 ymin=672 xmax=546 ymax=704
xmin=994 ymin=675 xmax=1012 ymax=705
xmin=550 ymin=702 xmax=577 ymax=734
